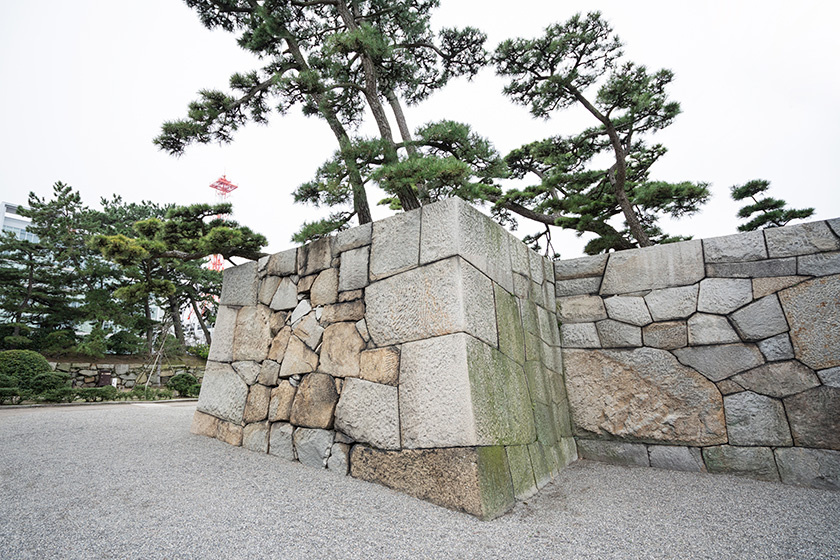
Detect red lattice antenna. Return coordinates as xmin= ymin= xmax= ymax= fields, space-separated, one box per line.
xmin=207 ymin=175 xmax=240 ymax=271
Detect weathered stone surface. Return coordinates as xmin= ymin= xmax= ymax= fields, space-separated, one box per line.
xmin=267 ymin=327 xmax=292 ymax=362
xmin=320 ymin=301 xmax=365 ymax=324
xmin=494 ymin=285 xmax=525 ymax=364
xmin=752 ymin=276 xmax=806 ymax=299
xmin=554 ymin=277 xmax=602 ymax=297
xmin=730 ymin=295 xmax=788 ymax=341
xmin=509 ymin=236 xmax=530 ymax=278
xmin=290 ymin=299 xmax=311 ymax=325
xmin=673 ymin=344 xmax=765 ymax=382
xmin=355 ymin=318 xmax=370 ymax=342
xmin=560 ymin=323 xmax=601 ymax=348
xmin=779 ymin=275 xmax=840 ymax=369
xmin=784 ymin=386 xmax=840 ymax=450
xmin=696 ymin=278 xmax=752 ymax=314
xmin=332 ymin=222 xmax=372 ymax=254
xmin=268 ymin=422 xmax=295 ymax=461
xmin=242 ymin=384 xmax=271 ymax=423
xmin=269 ymin=277 xmax=298 ymax=311
xmin=536 ymin=304 xmax=560 ymax=346
xmin=267 ymin=248 xmax=296 ymax=276
xmin=829 ymin=218 xmax=840 ymax=237
xmin=335 ymin=378 xmax=400 ymax=449
xmin=765 ymin=221 xmax=840 ymax=257
xmin=648 ymin=446 xmax=705 ymax=472
xmin=310 ymin=268 xmax=338 ymax=306
xmin=278 ymin=336 xmax=318 ymax=377
xmin=717 ymin=379 xmax=745 ymax=395
xmin=327 ymin=442 xmax=350 ymax=475
xmin=232 ymin=306 xmax=271 ymax=362
xmin=349 ymin=445 xmax=515 ymax=520
xmin=702 ymin=446 xmax=780 ymax=481
xmin=603 ymin=296 xmax=651 ymax=326
xmin=506 ymin=445 xmax=537 ymax=500
xmin=644 ymin=285 xmax=698 ymax=321
xmin=642 ymin=321 xmax=687 ymax=350
xmin=289 ymin=373 xmax=339 ymax=429
xmin=775 ymin=447 xmax=840 ymax=490
xmin=242 ymin=421 xmax=269 ymax=453
xmin=528 ymin=442 xmax=552 ymax=488
xmin=702 ymin=231 xmax=767 ymax=263
xmin=757 ymin=333 xmax=794 ymax=362
xmin=359 ymin=347 xmax=400 ymax=385
xmin=220 ymin=261 xmax=258 ymax=306
xmin=338 ymin=246 xmax=369 ymax=292
xmin=601 ymin=240 xmax=703 ymax=295
xmin=268 ymin=380 xmax=296 ymax=422
xmin=557 ymin=295 xmax=607 ymax=323
xmin=207 ymin=305 xmax=237 ymax=362
xmin=687 ymin=313 xmax=740 ymax=345
xmin=565 ymin=348 xmax=726 ymax=445
xmin=216 ymin=421 xmax=243 ymax=446
xmin=817 ymin=366 xmax=840 ymax=388
xmin=319 ymin=322 xmax=365 ymax=378
xmin=297 ymin=274 xmax=317 ymax=294
xmin=366 ymin=257 xmax=497 ymax=347
xmin=370 ymin=209 xmax=420 ymax=280
xmin=798 ymin=251 xmax=840 ymax=276
xmin=339 ymin=289 xmax=363 ymax=302
xmin=269 ymin=311 xmax=287 ymax=337
xmin=196 ymin=361 xmax=248 ymax=424
xmin=190 ymin=410 xmax=219 ymax=438
xmin=292 ymin=313 xmax=324 ymax=350
xmin=732 ymin=361 xmax=820 ymax=398
xmin=257 ymin=360 xmax=280 ymax=386
xmin=293 ymin=428 xmax=334 ymax=469
xmin=297 ymin=237 xmax=332 ymax=276
xmin=420 ymin=197 xmax=514 ymax=292
xmin=595 ymin=320 xmax=642 ymax=348
xmin=512 ymin=273 xmax=530 ymax=299
xmin=258 ymin=275 xmax=281 ymax=306
xmin=576 ymin=439 xmax=649 ymax=467
xmin=554 ymin=254 xmax=609 ymax=280
xmin=724 ymin=391 xmax=792 ymax=446
xmin=232 ymin=361 xmax=261 ymax=385
xmin=706 ymin=258 xmax=797 ymax=278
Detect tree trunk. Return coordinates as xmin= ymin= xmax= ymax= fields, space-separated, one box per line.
xmin=144 ymin=299 xmax=154 ymax=354
xmin=386 ymin=91 xmax=431 ymax=203
xmin=13 ymin=257 xmax=36 ymax=337
xmin=189 ymin=295 xmax=212 ymax=346
xmin=167 ymin=294 xmax=185 ymax=349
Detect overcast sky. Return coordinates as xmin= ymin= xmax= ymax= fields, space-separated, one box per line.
xmin=1 ymin=0 xmax=839 ymax=258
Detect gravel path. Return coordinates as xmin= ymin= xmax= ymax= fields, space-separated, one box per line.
xmin=0 ymin=403 xmax=837 ymax=559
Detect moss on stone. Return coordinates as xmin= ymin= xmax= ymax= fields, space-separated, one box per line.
xmin=506 ymin=444 xmax=538 ymax=500
xmin=493 ymin=283 xmax=526 ymax=365
xmin=476 ymin=445 xmax=515 ymax=520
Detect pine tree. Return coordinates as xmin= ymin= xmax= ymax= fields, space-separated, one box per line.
xmin=730 ymin=179 xmax=815 ymax=231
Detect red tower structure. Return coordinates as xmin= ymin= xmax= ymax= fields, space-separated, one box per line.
xmin=208 ymin=175 xmax=239 ymax=271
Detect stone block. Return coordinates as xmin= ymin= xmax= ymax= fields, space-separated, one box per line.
xmin=730 ymin=295 xmax=788 ymax=341
xmin=601 ymin=240 xmax=704 ymax=295
xmin=731 ymin=361 xmax=820 ymax=398
xmin=512 ymin=273 xmax=530 ymax=299
xmin=648 ymin=446 xmax=705 ymax=472
xmin=338 ymin=246 xmax=369 ymax=292
xmin=716 ymin=379 xmax=745 ymax=396
xmin=506 ymin=445 xmax=538 ymax=500
xmin=339 ymin=290 xmax=363 ymax=302
xmin=293 ymin=428 xmax=334 ymax=469
xmin=297 ymin=274 xmax=316 ymax=294
xmin=702 ymin=446 xmax=779 ymax=481
xmin=232 ymin=306 xmax=271 ymax=362
xmin=370 ymin=209 xmax=420 ymax=280
xmin=257 ymin=361 xmax=280 ymax=386
xmin=775 ymin=447 xmax=840 ymax=490
xmin=554 ymin=277 xmax=602 ymax=297
xmin=289 ymin=373 xmax=339 ymax=429
xmin=829 ymin=218 xmax=840 ymax=237
xmin=258 ymin=276 xmax=281 ymax=306
xmin=536 ymin=304 xmax=559 ymax=346
xmin=196 ymin=361 xmax=248 ymax=424
xmin=524 ymin=361 xmax=550 ymax=405
xmin=278 ymin=336 xmax=318 ymax=377
xmin=290 ymin=299 xmax=311 ymax=325
xmin=207 ymin=305 xmax=237 ymax=362
xmin=332 ymin=222 xmax=372 ymax=254
xmin=724 ymin=391 xmax=792 ymax=446
xmin=349 ymin=445 xmax=515 ymax=520
xmin=190 ymin=410 xmax=219 ymax=438
xmin=757 ymin=333 xmax=794 ymax=362
xmin=327 ymin=442 xmax=350 ymax=475
xmin=267 ymin=327 xmax=292 ymax=362
xmin=320 ymin=301 xmax=365 ymax=324
xmin=494 ymin=284 xmax=525 ymax=365
xmin=292 ymin=313 xmax=324 ymax=350
xmin=334 ymin=378 xmax=400 ymax=450
xmin=576 ymin=439 xmax=649 ymax=467
xmin=706 ymin=258 xmax=797 ymax=278
xmin=687 ymin=313 xmax=740 ymax=345
xmin=310 ymin=268 xmax=338 ymax=306
xmin=603 ymin=296 xmax=652 ymax=326
xmin=216 ymin=421 xmax=243 ymax=446
xmin=765 ymin=221 xmax=840 ymax=257
xmin=358 ymin=347 xmax=400 ymax=386
xmin=510 ymin=236 xmax=530 ymax=278
xmin=779 ymin=275 xmax=840 ymax=369
xmin=268 ymin=422 xmax=295 ymax=461
xmin=266 ymin=248 xmax=297 ymax=276
xmin=420 ymin=197 xmax=514 ymax=292
xmin=297 ymin=237 xmax=332 ymax=276
xmin=673 ymin=344 xmax=765 ymax=382
xmin=528 ymin=442 xmax=552 ymax=488
xmin=268 ymin=380 xmax=296 ymax=422
xmin=557 ymin=295 xmax=607 ymax=324
xmin=242 ymin=422 xmax=270 ymax=453
xmin=595 ymin=320 xmax=642 ymax=348
xmin=752 ymin=276 xmax=806 ymax=299
xmin=232 ymin=361 xmax=261 ymax=385
xmin=366 ymin=257 xmax=497 ymax=347
xmin=243 ymin=384 xmax=271 ymax=423
xmin=817 ymin=366 xmax=840 ymax=388
xmin=798 ymin=251 xmax=840 ymax=276
xmin=696 ymin=278 xmax=753 ymax=314
xmin=702 ymin=231 xmax=767 ymax=263
xmin=219 ymin=261 xmax=258 ymax=306
xmin=560 ymin=323 xmax=601 ymax=348
xmin=644 ymin=285 xmax=699 ymax=321
xmin=642 ymin=321 xmax=687 ymax=350
xmin=528 ymin=252 xmax=545 ymax=285
xmin=319 ymin=322 xmax=365 ymax=378
xmin=554 ymin=254 xmax=609 ymax=280
xmin=784 ymin=386 xmax=840 ymax=450
xmin=565 ymin=348 xmax=726 ymax=445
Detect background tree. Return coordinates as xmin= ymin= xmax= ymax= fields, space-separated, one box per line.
xmin=730 ymin=179 xmax=815 ymax=231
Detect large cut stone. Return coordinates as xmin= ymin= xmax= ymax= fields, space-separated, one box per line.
xmin=775 ymin=447 xmax=840 ymax=490
xmin=278 ymin=336 xmax=318 ymax=377
xmin=644 ymin=285 xmax=699 ymax=321
xmin=268 ymin=380 xmax=297 ymax=422
xmin=293 ymin=428 xmax=334 ymax=469
xmin=696 ymin=278 xmax=753 ymax=314
xmin=310 ymin=268 xmax=338 ymax=306
xmin=554 ymin=254 xmax=608 ymax=280
xmin=297 ymin=237 xmax=332 ymax=276
xmin=724 ymin=391 xmax=792 ymax=446
xmin=600 ymin=240 xmax=704 ymax=295
xmin=818 ymin=366 xmax=840 ymax=388
xmin=420 ymin=197 xmax=514 ymax=292
xmin=366 ymin=257 xmax=497 ymax=347
xmin=687 ymin=313 xmax=740 ymax=345
xmin=576 ymin=439 xmax=649 ymax=467
xmin=289 ymin=373 xmax=339 ymax=429
xmin=257 ymin=360 xmax=280 ymax=386
xmin=219 ymin=261 xmax=258 ymax=306
xmin=267 ymin=327 xmax=292 ymax=362
xmin=784 ymin=386 xmax=840 ymax=450
xmin=764 ymin=221 xmax=840 ymax=257
xmin=702 ymin=231 xmax=767 ymax=263
xmin=292 ymin=312 xmax=324 ymax=350
xmin=231 ymin=361 xmax=261 ymax=385
xmin=731 ymin=361 xmax=820 ymax=398
xmin=338 ymin=246 xmax=369 ymax=292
xmin=494 ymin=285 xmax=525 ymax=365
xmin=258 ymin=276 xmax=281 ymax=306
xmin=557 ymin=295 xmax=608 ymax=324
xmin=564 ymin=348 xmax=726 ymax=445
xmin=207 ymin=305 xmax=237 ymax=362
xmin=268 ymin=422 xmax=295 ymax=461
xmin=642 ymin=321 xmax=687 ymax=350
xmin=369 ymin=209 xmax=420 ymax=280
xmin=560 ymin=323 xmax=601 ymax=348
xmin=232 ymin=306 xmax=271 ymax=362
xmin=320 ymin=301 xmax=365 ymax=324
xmin=334 ymin=378 xmax=400 ymax=449
xmin=267 ymin=248 xmax=296 ymax=276
xmin=506 ymin=445 xmax=538 ymax=500
xmin=190 ymin=410 xmax=219 ymax=438
xmin=555 ymin=277 xmax=602 ymax=297
xmin=757 ymin=333 xmax=794 ymax=361
xmin=269 ymin=277 xmax=298 ymax=311
xmin=706 ymin=258 xmax=797 ymax=278
xmin=673 ymin=344 xmax=765 ymax=382
xmin=349 ymin=445 xmax=515 ymax=520
xmin=779 ymin=275 xmax=840 ymax=369
xmin=358 ymin=347 xmax=400 ymax=386
xmin=702 ymin=446 xmax=780 ymax=481
xmin=730 ymin=295 xmax=788 ymax=341
xmin=242 ymin=422 xmax=269 ymax=453
xmin=752 ymin=276 xmax=806 ymax=299
xmin=595 ymin=320 xmax=641 ymax=347
xmin=196 ymin=361 xmax=248 ymax=424
xmin=333 ymin=222 xmax=371 ymax=253
xmin=242 ymin=384 xmax=271 ymax=423
xmin=648 ymin=446 xmax=705 ymax=472
xmin=319 ymin=322 xmax=365 ymax=378
xmin=603 ymin=296 xmax=651 ymax=326
xmin=216 ymin=421 xmax=243 ymax=446
xmin=798 ymin=251 xmax=840 ymax=276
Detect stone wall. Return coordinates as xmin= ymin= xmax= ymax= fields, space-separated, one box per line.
xmin=51 ymin=361 xmax=205 ymax=390
xmin=191 ymin=198 xmax=576 ymax=519
xmin=556 ymin=219 xmax=840 ymax=489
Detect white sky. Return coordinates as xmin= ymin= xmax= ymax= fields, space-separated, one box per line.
xmin=1 ymin=0 xmax=839 ymax=258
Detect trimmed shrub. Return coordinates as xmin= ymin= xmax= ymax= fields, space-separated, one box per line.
xmin=187 ymin=344 xmax=209 ymax=360
xmin=0 ymin=387 xmax=21 ymax=405
xmin=167 ymin=373 xmax=200 ymax=397
xmin=23 ymin=372 xmax=71 ymax=394
xmin=0 ymin=350 xmax=51 ymax=383
xmin=40 ymin=330 xmax=77 ymax=356
xmin=38 ymin=387 xmax=76 ymax=403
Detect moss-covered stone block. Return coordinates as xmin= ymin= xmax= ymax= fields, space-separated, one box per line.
xmin=494 ymin=283 xmax=525 ymax=365
xmin=506 ymin=444 xmax=538 ymax=500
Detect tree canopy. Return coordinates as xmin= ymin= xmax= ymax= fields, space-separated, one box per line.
xmin=730 ymin=179 xmax=815 ymax=231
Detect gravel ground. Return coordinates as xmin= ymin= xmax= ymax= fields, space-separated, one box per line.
xmin=0 ymin=403 xmax=838 ymax=560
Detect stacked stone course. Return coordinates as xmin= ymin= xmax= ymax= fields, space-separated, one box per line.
xmin=50 ymin=361 xmax=204 ymax=389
